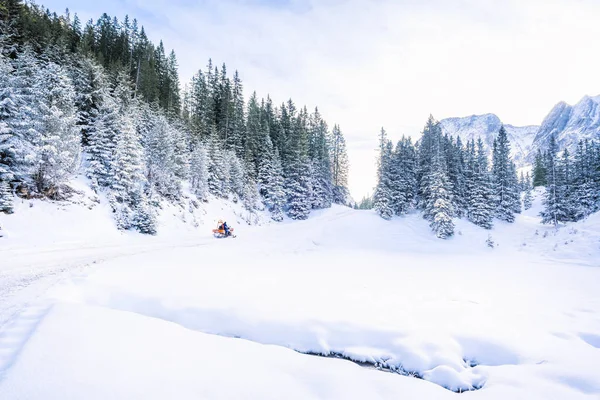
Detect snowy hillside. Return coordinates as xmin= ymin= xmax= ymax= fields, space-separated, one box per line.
xmin=440 ymin=114 xmax=538 ymax=166
xmin=530 ymin=95 xmax=600 ymax=159
xmin=1 ymin=189 xmax=599 ymax=399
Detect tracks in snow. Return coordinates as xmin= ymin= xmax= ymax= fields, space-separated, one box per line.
xmin=0 ymin=238 xmax=211 ymax=329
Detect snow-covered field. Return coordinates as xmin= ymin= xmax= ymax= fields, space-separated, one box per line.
xmin=1 ymin=189 xmax=599 ymax=399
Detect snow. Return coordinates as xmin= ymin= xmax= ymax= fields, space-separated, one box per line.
xmin=1 ymin=189 xmax=600 ymax=399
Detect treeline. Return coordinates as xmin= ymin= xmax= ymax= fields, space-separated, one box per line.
xmin=0 ymin=0 xmax=350 ymax=232
xmin=532 ymin=136 xmax=600 ymax=225
xmin=374 ymin=116 xmax=522 ymax=238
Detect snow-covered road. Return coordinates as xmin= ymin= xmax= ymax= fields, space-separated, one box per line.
xmin=0 ymin=237 xmax=213 ymax=328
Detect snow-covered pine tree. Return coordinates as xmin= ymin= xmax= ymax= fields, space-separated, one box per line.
xmin=133 ymin=197 xmax=157 ymax=235
xmin=468 ymin=139 xmax=494 ymax=229
xmin=109 ymin=111 xmax=145 ymax=228
xmin=86 ymin=88 xmax=118 ymax=187
xmin=541 ymin=134 xmax=567 ymax=226
xmin=389 ymin=137 xmax=416 ymax=215
xmin=144 ymin=114 xmax=180 ymax=199
xmin=0 ymin=180 xmax=13 ymax=213
xmin=284 ymin=105 xmax=312 ymax=220
xmin=170 ymin=120 xmax=190 ymax=180
xmin=523 ymin=186 xmax=533 ymax=210
xmin=425 ymin=146 xmax=454 ymax=239
xmin=373 ymin=128 xmax=393 ymax=219
xmin=532 ymin=149 xmax=547 ymax=187
xmin=285 ymin=157 xmax=312 ymax=220
xmin=31 ymin=62 xmax=80 ymax=194
xmin=244 ymin=91 xmax=262 ymax=174
xmin=189 ymin=142 xmax=209 ymax=200
xmin=523 ymin=172 xmax=533 ymax=210
xmin=491 ymin=126 xmax=519 ymax=222
xmin=387 ymin=141 xmax=403 ymax=215
xmin=572 ymin=140 xmax=595 ymax=219
xmin=446 ymin=135 xmax=466 ymax=218
xmin=269 ymin=149 xmax=287 ymax=221
xmin=207 ymin=126 xmax=230 ymax=197
xmin=0 ymin=48 xmax=40 ymax=186
xmin=242 ymin=173 xmax=260 ymax=212
xmin=509 ymin=162 xmax=522 ymax=214
xmin=228 ymin=151 xmax=245 ymax=201
xmin=258 ymin=142 xmax=286 ymax=221
xmin=69 ymin=57 xmax=107 ymax=146
xmin=188 ymin=69 xmax=210 ymax=138
xmin=559 ymin=148 xmax=575 ymax=221
xmin=307 ymin=108 xmax=333 ymax=209
xmin=331 ymin=124 xmax=349 ymax=205
xmin=229 ymin=70 xmax=245 ymax=158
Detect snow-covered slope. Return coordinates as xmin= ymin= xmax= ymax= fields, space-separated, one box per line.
xmin=530 ymin=95 xmax=600 ymax=158
xmin=1 ymin=189 xmax=599 ymax=399
xmin=440 ymin=114 xmax=538 ymax=166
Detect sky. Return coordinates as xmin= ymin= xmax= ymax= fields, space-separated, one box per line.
xmin=41 ymin=0 xmax=600 ymax=199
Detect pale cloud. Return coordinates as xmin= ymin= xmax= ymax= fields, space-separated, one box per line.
xmin=42 ymin=0 xmax=600 ymax=198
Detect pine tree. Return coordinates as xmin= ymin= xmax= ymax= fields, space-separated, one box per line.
xmin=389 ymin=137 xmax=416 ymax=215
xmin=523 ymin=172 xmax=533 ymax=210
xmin=242 ymin=173 xmax=260 ymax=212
xmin=244 ymin=92 xmax=262 ymax=173
xmin=229 ymin=70 xmax=245 ymax=157
xmin=133 ymin=197 xmax=157 ymax=234
xmin=331 ymin=124 xmax=349 ymax=204
xmin=258 ymin=143 xmax=286 ymax=221
xmin=0 ymin=180 xmax=13 ymax=213
xmin=560 ymin=148 xmax=574 ymax=221
xmin=285 ymin=158 xmax=312 ymax=220
xmin=228 ymin=151 xmax=245 ymax=200
xmin=308 ymin=108 xmax=332 ymax=209
xmin=207 ymin=127 xmax=229 ymax=196
xmin=426 ymin=151 xmax=454 ymax=239
xmin=0 ymin=49 xmax=40 ymax=185
xmin=110 ymin=112 xmax=144 ymax=205
xmin=468 ymin=139 xmax=494 ymax=229
xmin=446 ymin=136 xmax=467 ymax=217
xmin=373 ymin=128 xmax=393 ymax=219
xmin=572 ymin=140 xmax=595 ymax=219
xmin=541 ymin=134 xmax=566 ymax=226
xmin=189 ymin=142 xmax=209 ymax=200
xmin=144 ymin=113 xmax=180 ymax=198
xmin=32 ymin=62 xmax=80 ymax=194
xmin=519 ymin=171 xmax=525 ymax=192
xmin=87 ymin=90 xmax=118 ymax=187
xmin=284 ymin=103 xmax=312 ymax=220
xmin=532 ymin=150 xmax=547 ymax=187
xmin=523 ymin=186 xmax=533 ymax=210
xmin=492 ymin=126 xmax=519 ymax=222
xmin=509 ymin=162 xmax=522 ymax=214
xmin=70 ymin=57 xmax=108 ymax=147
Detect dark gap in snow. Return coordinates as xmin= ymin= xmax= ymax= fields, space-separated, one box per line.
xmin=300 ymin=350 xmax=484 ymax=393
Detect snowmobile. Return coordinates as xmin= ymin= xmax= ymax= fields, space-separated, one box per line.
xmin=212 ymin=223 xmax=236 ymax=238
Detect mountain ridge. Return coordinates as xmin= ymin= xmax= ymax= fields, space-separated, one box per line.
xmin=440 ymin=94 xmax=600 ymax=165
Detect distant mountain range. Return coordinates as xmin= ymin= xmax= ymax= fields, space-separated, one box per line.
xmin=439 ymin=95 xmax=600 ymax=165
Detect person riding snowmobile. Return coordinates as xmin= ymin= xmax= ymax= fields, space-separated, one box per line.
xmin=222 ymin=221 xmax=230 ymax=237
xmin=217 ymin=220 xmax=231 ymax=237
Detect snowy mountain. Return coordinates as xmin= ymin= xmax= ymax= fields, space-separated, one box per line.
xmin=530 ymin=95 xmax=600 ymax=158
xmin=440 ymin=114 xmax=538 ymax=166
xmin=441 ymin=95 xmax=600 ymax=165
